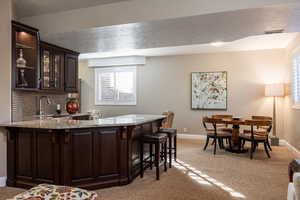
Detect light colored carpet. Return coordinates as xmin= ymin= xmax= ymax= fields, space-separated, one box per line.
xmin=0 ymin=138 xmax=296 ymax=200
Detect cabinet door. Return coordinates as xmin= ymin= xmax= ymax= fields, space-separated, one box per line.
xmin=64 ymin=54 xmax=78 ymax=92
xmin=71 ymin=130 xmax=94 ymax=182
xmin=53 ymin=52 xmax=64 ymax=91
xmin=16 ymin=130 xmax=33 ymax=179
xmin=12 ymin=21 xmax=39 ymax=90
xmin=35 ymin=131 xmax=60 ymax=184
xmin=40 ymin=47 xmax=52 ymax=89
xmin=94 ymin=128 xmax=120 ymax=178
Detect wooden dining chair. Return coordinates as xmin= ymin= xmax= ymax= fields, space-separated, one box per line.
xmin=212 ymin=114 xmax=233 ymax=144
xmin=240 ymin=120 xmax=272 ymax=159
xmin=202 ymin=117 xmax=232 ymax=155
xmin=243 ymin=116 xmax=272 ymax=151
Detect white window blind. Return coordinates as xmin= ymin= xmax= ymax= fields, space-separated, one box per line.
xmin=95 ymin=67 xmax=137 ymax=105
xmin=293 ymin=55 xmax=300 ymax=107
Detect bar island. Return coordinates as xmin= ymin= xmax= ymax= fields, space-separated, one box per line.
xmin=1 ymin=114 xmax=166 ymax=189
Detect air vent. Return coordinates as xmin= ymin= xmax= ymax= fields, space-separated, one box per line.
xmin=264 ymin=29 xmax=284 ymax=34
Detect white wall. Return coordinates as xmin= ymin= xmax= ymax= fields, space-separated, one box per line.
xmin=0 ymin=0 xmax=12 ymax=178
xmin=79 ymin=49 xmax=286 ymax=136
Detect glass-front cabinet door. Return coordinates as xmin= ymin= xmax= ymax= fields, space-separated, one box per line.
xmin=41 ymin=49 xmax=51 ymax=89
xmin=53 ymin=53 xmax=64 ymax=90
xmin=40 ymin=42 xmax=64 ymax=91
xmin=12 ymin=21 xmax=39 ymax=90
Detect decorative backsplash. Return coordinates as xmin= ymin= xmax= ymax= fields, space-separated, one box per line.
xmin=12 ymin=91 xmax=68 ymax=122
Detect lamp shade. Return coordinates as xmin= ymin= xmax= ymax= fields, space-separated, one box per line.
xmin=265 ymin=83 xmax=284 ymax=97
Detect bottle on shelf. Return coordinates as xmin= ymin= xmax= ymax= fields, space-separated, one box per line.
xmin=16 ymin=49 xmax=27 ymax=68
xmin=17 ymin=49 xmax=29 ymax=87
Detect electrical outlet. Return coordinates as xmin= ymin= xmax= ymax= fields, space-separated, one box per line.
xmin=183 ymin=128 xmax=189 ymax=133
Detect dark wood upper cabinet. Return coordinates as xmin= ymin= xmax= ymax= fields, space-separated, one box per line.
xmin=40 ymin=42 xmax=65 ymax=92
xmin=40 ymin=42 xmax=79 ymax=93
xmin=12 ymin=21 xmax=80 ymax=93
xmin=12 ymin=21 xmax=40 ymax=91
xmin=65 ymin=53 xmax=79 ymax=93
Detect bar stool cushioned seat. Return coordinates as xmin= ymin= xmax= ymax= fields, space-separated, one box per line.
xmin=8 ymin=184 xmax=98 ymax=200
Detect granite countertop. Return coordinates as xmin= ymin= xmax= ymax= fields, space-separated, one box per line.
xmin=0 ymin=114 xmax=166 ymax=129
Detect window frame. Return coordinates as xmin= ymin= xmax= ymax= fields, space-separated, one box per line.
xmin=94 ymin=66 xmax=137 ymax=106
xmin=292 ymin=53 xmax=300 ymax=109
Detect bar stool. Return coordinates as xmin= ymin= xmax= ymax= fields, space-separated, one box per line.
xmin=140 ymin=133 xmax=168 ymax=180
xmin=158 ymin=128 xmax=177 ymax=168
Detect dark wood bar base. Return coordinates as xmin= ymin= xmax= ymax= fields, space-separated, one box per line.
xmin=6 ymin=119 xmax=163 ymax=190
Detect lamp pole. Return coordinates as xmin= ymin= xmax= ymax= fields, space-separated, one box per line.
xmin=271 ymin=95 xmax=279 ymax=145
xmin=265 ymin=83 xmax=284 ymax=146
xmin=273 ymin=96 xmax=276 ymax=137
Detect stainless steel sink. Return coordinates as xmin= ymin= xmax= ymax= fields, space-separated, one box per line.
xmin=33 ymin=114 xmax=91 ymax=120
xmin=34 ymin=114 xmax=69 ymax=119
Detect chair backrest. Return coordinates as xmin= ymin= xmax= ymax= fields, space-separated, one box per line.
xmin=252 ymin=116 xmax=272 ymax=121
xmin=161 ymin=111 xmax=175 ymax=128
xmin=251 ymin=116 xmax=272 ymax=132
xmin=202 ymin=117 xmax=224 ymax=135
xmin=244 ymin=120 xmax=272 ymax=139
xmin=212 ymin=115 xmax=232 ymax=127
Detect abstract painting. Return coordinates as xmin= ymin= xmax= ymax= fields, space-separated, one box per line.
xmin=191 ymin=71 xmax=227 ymax=110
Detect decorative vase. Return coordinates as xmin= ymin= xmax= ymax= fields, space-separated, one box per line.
xmin=66 ymin=98 xmax=79 ymax=114
xmin=17 ymin=49 xmax=27 ymax=68
xmin=17 ymin=49 xmax=29 ymax=87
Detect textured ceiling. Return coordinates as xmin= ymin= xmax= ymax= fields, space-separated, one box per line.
xmin=79 ymin=33 xmax=299 ymax=59
xmin=42 ymin=3 xmax=300 ymax=54
xmin=14 ymin=0 xmax=131 ymax=18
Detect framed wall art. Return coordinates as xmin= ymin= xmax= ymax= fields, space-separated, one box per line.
xmin=191 ymin=71 xmax=227 ymax=110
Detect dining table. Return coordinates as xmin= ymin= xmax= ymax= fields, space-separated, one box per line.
xmin=222 ymin=118 xmax=249 ymax=153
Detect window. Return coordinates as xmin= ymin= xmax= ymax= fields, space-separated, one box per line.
xmin=95 ymin=66 xmax=137 ymax=105
xmin=293 ymin=54 xmax=300 ymax=108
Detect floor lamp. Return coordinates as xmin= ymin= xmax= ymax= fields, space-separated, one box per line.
xmin=265 ymin=83 xmax=285 ymax=146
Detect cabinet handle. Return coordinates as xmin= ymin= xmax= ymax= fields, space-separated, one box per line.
xmin=64 ymin=130 xmax=70 ymax=144
xmin=38 ymin=78 xmax=42 ymax=89
xmin=51 ymin=132 xmax=56 ymax=144
xmin=121 ymin=127 xmax=127 ymax=139
xmin=8 ymin=131 xmax=15 ymax=142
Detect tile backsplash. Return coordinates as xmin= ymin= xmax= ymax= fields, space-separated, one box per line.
xmin=12 ymin=91 xmax=69 ymax=122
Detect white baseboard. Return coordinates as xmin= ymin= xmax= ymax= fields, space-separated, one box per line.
xmin=0 ymin=176 xmax=6 ymax=187
xmin=177 ymin=134 xmax=206 ymax=140
xmin=280 ymin=139 xmax=300 ymax=157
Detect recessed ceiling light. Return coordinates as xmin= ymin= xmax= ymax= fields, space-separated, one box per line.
xmin=210 ymin=41 xmax=224 ymax=47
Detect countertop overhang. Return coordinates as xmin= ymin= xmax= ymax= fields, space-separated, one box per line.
xmin=0 ymin=114 xmax=166 ymax=129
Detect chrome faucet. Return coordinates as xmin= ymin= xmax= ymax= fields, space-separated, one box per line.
xmin=37 ymin=96 xmax=52 ymax=116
